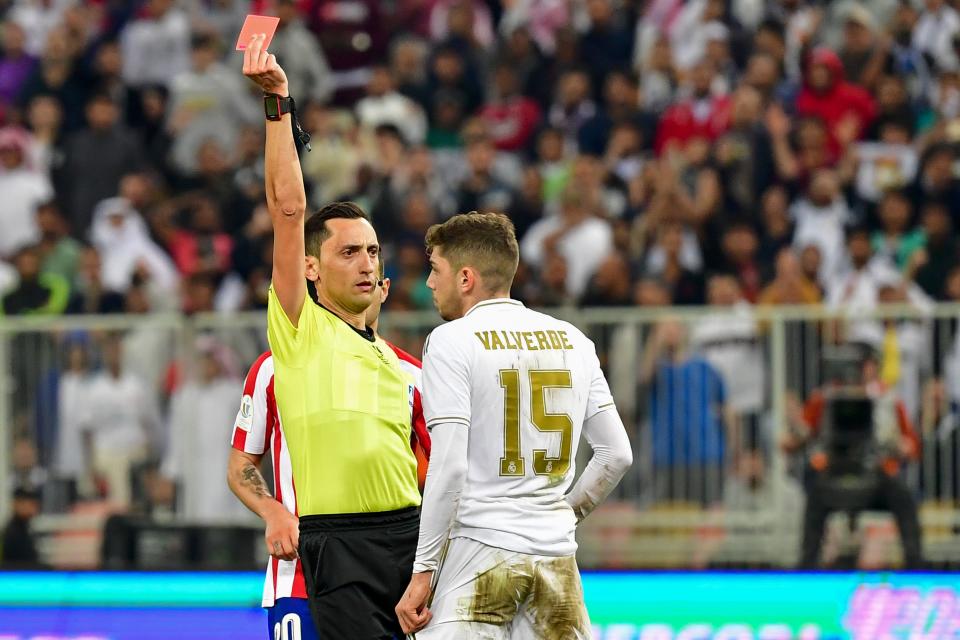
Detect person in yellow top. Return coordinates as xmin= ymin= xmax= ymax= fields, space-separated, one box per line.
xmin=242 ymin=34 xmax=420 ymax=639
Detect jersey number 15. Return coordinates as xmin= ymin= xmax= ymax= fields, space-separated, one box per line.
xmin=499 ymin=369 xmax=572 ymax=477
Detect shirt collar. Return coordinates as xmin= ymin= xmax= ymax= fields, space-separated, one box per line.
xmin=463 ymin=298 xmax=524 ymax=317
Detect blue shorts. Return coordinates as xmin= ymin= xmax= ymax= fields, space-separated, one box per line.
xmin=267 ymin=597 xmax=319 ymax=640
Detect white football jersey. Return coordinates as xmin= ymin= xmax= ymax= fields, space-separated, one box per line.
xmin=421 ymin=298 xmax=616 ymax=557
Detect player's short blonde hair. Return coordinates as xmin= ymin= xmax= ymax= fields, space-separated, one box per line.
xmin=425 ymin=212 xmax=519 ymax=293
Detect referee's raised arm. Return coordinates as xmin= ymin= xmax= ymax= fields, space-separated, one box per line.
xmin=242 ymin=33 xmax=307 ymax=326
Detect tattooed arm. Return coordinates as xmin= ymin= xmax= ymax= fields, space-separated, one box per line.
xmin=227 ymin=449 xmax=299 ymax=560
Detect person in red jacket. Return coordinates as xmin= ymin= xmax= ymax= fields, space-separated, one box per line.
xmin=654 ymin=59 xmax=732 ymax=156
xmin=796 ymin=47 xmax=877 ymax=153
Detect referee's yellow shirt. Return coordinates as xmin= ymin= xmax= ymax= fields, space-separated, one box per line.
xmin=266 ymin=286 xmax=421 ymax=516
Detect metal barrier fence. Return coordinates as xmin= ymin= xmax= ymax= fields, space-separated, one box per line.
xmin=3 ymin=303 xmax=960 ymax=569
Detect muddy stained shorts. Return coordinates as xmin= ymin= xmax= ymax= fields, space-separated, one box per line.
xmin=416 ymin=537 xmax=591 ymax=640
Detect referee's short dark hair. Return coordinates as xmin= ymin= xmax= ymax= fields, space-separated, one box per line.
xmin=425 ymin=211 xmax=519 ymax=294
xmin=305 ymin=201 xmax=370 ymax=258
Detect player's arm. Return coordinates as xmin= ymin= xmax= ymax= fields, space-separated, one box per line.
xmin=396 ymin=330 xmax=471 ymax=635
xmin=226 ymin=355 xmax=299 ymax=560
xmin=565 ymin=347 xmax=633 ymax=523
xmin=242 ymin=34 xmax=308 ymax=326
xmin=227 ymin=449 xmax=298 ymax=560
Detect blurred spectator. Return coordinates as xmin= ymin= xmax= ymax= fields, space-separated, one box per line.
xmin=390 ymin=36 xmax=429 ymax=107
xmin=643 ymin=219 xmax=705 ymax=306
xmin=0 ymin=21 xmax=36 ymax=109
xmin=89 ymin=197 xmax=178 ymax=296
xmin=59 ymin=93 xmax=143 ymax=234
xmin=77 ymin=334 xmax=160 ymax=508
xmin=913 ymin=0 xmax=960 ymax=73
xmin=268 ymin=0 xmax=333 ymax=105
xmin=8 ymin=0 xmax=74 ymax=58
xmin=66 ymin=246 xmax=125 ymax=314
xmin=790 ymin=169 xmax=851 ymax=282
xmin=423 ymin=0 xmax=492 ymax=49
xmin=1 ymin=488 xmax=42 ymax=568
xmin=578 ymin=0 xmax=634 ymax=90
xmin=877 ymin=282 xmax=934 ymax=423
xmin=758 ymin=247 xmax=822 ymax=305
xmin=454 ymin=134 xmax=518 ymax=217
xmin=654 ymin=59 xmax=732 ymax=155
xmin=498 ymin=1 xmax=568 ymax=55
xmin=137 ymin=85 xmax=174 ymax=172
xmin=356 ymin=65 xmax=427 ymax=146
xmin=521 ymin=186 xmax=613 ymax=300
xmin=166 ymin=32 xmax=260 ymax=175
xmin=581 ymin=252 xmax=633 ymax=307
xmin=120 ymin=0 xmax=191 ymax=89
xmin=838 ymin=4 xmax=882 ymax=90
xmin=548 ymin=67 xmax=597 ymax=152
xmin=35 ymin=200 xmax=80 ymax=287
xmin=719 ymin=222 xmax=762 ymax=302
xmin=163 ymin=336 xmax=245 ymax=522
xmin=910 ymin=200 xmax=960 ymax=299
xmin=715 ymin=85 xmax=775 ymax=216
xmin=16 ymin=25 xmax=87 ymax=131
xmin=757 ymin=184 xmax=795 ymax=269
xmin=189 ymin=0 xmax=248 ymax=49
xmin=11 ymin=437 xmax=47 ymax=495
xmin=168 ymin=195 xmax=234 ymax=278
xmin=478 ymin=60 xmax=542 ymax=152
xmin=854 ymin=120 xmax=919 ymax=205
xmin=54 ymin=335 xmax=94 ymax=493
xmin=0 ymin=244 xmax=69 ymax=315
xmin=690 ymin=274 xmax=765 ymax=442
xmin=911 ymin=144 xmax=960 ymax=216
xmin=0 ymin=126 xmax=53 ymax=259
xmin=872 ymin=189 xmax=924 ymax=272
xmin=640 ymin=318 xmax=735 ymax=505
xmin=582 ymin=70 xmax=652 ymax=166
xmin=796 ymin=47 xmax=877 ymax=152
xmin=638 ymin=35 xmax=678 ymax=114
xmin=24 ymin=94 xmax=65 ymax=176
xmin=880 ymin=2 xmax=933 ymax=104
xmin=90 ymin=39 xmax=129 ymax=116
xmin=307 ymin=0 xmax=389 ymax=104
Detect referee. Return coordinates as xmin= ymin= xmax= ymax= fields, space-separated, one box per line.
xmin=243 ymin=35 xmax=421 ymax=638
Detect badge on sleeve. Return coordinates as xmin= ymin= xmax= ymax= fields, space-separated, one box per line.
xmin=237 ymin=395 xmax=254 ymax=431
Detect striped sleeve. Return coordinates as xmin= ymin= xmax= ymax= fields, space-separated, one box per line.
xmin=421 ymin=326 xmax=471 ymax=430
xmin=387 ymin=342 xmax=432 ymax=458
xmin=231 ymin=352 xmax=274 ymax=454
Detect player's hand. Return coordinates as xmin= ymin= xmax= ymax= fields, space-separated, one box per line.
xmin=242 ymin=33 xmax=289 ymax=96
xmin=396 ymin=571 xmax=433 ymax=634
xmin=264 ymin=502 xmax=299 ymax=561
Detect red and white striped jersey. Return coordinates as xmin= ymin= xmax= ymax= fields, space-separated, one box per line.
xmin=230 ymin=345 xmax=430 ymax=607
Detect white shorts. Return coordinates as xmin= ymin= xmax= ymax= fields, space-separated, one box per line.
xmin=416 ymin=537 xmax=591 ymax=640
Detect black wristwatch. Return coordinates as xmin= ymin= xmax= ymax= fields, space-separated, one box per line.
xmin=264 ymin=93 xmax=294 ymax=121
xmin=263 ymin=92 xmax=313 ymax=151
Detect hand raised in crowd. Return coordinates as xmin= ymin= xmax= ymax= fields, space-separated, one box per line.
xmin=242 ymin=33 xmax=289 ymax=96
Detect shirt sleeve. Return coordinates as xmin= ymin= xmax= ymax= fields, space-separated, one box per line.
xmin=584 ymin=339 xmax=616 ymax=419
xmin=267 ymin=285 xmax=321 ymax=368
xmin=231 ymin=353 xmax=273 ymax=455
xmin=422 ymin=327 xmax=472 ymax=430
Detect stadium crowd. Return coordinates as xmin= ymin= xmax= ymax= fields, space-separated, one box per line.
xmin=3 ymin=0 xmax=960 ymax=565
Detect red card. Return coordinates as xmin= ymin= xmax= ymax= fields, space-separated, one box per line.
xmin=235 ymin=14 xmax=280 ymax=51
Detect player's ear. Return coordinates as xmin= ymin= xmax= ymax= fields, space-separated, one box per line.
xmin=460 ymin=267 xmax=476 ymax=293
xmin=380 ymin=277 xmax=391 ymax=302
xmin=305 ymin=254 xmax=320 ymax=282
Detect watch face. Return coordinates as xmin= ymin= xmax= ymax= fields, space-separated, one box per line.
xmin=264 ymin=96 xmax=281 ymax=118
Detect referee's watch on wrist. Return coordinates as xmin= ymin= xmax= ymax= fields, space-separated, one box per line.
xmin=263 ymin=93 xmax=294 ymax=121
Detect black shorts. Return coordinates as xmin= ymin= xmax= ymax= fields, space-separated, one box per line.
xmin=299 ymin=506 xmax=419 ymax=640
